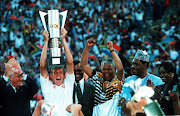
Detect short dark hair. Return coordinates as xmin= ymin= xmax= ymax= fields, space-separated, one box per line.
xmin=159 ymin=61 xmax=179 ymax=82
xmin=73 ymin=60 xmax=80 ymax=65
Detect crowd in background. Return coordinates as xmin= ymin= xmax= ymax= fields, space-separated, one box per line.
xmin=0 ymin=0 xmax=180 ymax=112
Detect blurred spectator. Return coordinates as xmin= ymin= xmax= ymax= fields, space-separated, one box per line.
xmin=135 ymin=8 xmax=144 ymax=34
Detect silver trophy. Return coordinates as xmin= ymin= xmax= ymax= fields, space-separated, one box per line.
xmin=39 ymin=9 xmax=68 ymax=68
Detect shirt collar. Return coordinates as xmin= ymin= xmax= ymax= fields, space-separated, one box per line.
xmin=75 ymin=78 xmax=84 ymax=85
xmin=10 ymin=84 xmax=18 ymax=92
xmin=79 ymin=78 xmax=84 ymax=85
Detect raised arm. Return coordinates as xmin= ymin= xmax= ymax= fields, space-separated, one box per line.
xmin=1 ymin=58 xmax=16 ymax=86
xmin=40 ymin=30 xmax=49 ymax=78
xmin=14 ymin=60 xmax=39 ymax=97
xmin=80 ymin=38 xmax=95 ymax=77
xmin=61 ymin=28 xmax=73 ymax=74
xmin=106 ymin=41 xmax=124 ymax=81
xmin=4 ymin=58 xmax=15 ymax=77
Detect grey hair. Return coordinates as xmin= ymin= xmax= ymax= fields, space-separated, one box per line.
xmin=8 ymin=71 xmax=14 ymax=78
xmin=101 ymin=58 xmax=116 ymax=70
xmin=9 ymin=71 xmax=13 ymax=76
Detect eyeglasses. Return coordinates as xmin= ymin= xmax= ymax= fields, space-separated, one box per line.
xmin=14 ymin=73 xmax=23 ymax=78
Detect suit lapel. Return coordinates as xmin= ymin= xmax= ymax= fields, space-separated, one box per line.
xmin=83 ymin=82 xmax=89 ymax=102
xmin=7 ymin=84 xmax=16 ymax=94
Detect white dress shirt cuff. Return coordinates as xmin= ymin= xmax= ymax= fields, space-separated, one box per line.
xmin=22 ymin=74 xmax=27 ymax=81
xmin=3 ymin=75 xmax=9 ymax=82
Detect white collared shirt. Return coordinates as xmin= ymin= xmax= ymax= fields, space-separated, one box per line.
xmin=40 ymin=73 xmax=75 ymax=116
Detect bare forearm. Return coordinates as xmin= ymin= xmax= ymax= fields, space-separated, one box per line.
xmin=40 ymin=41 xmax=48 ymax=67
xmin=80 ymin=46 xmax=93 ymax=77
xmin=111 ymin=51 xmax=123 ymax=71
xmin=32 ymin=108 xmax=41 ymax=116
xmin=62 ymin=37 xmax=73 ymax=74
xmin=79 ymin=111 xmax=84 ymax=116
xmin=81 ymin=46 xmax=90 ymax=69
xmin=62 ymin=38 xmax=73 ymax=64
xmin=33 ymin=100 xmax=46 ymax=116
xmin=111 ymin=51 xmax=123 ymax=80
xmin=40 ymin=41 xmax=48 ymax=77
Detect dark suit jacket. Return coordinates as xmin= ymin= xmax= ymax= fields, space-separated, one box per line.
xmin=0 ymin=76 xmax=39 ymax=116
xmin=73 ymin=81 xmax=95 ymax=116
xmin=159 ymin=80 xmax=180 ymax=115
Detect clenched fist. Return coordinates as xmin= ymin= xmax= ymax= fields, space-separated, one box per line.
xmin=61 ymin=28 xmax=67 ymax=39
xmin=106 ymin=41 xmax=113 ymax=51
xmin=42 ymin=30 xmax=49 ymax=42
xmin=86 ymin=38 xmax=95 ymax=47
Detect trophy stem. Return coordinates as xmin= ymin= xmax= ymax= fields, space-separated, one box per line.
xmin=51 ymin=37 xmax=60 ymax=48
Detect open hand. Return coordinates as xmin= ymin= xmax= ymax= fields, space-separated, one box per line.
xmin=146 ymin=79 xmax=155 ymax=90
xmin=126 ymin=97 xmax=147 ymax=116
xmin=4 ymin=58 xmax=16 ymax=74
xmin=12 ymin=61 xmax=23 ymax=75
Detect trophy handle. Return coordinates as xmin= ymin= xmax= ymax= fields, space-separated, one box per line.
xmin=59 ymin=10 xmax=68 ymax=29
xmin=39 ymin=11 xmax=48 ymax=30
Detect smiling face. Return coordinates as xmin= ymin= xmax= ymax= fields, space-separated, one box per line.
xmin=50 ymin=67 xmax=65 ymax=86
xmin=74 ymin=64 xmax=83 ymax=82
xmin=102 ymin=63 xmax=115 ymax=81
xmin=131 ymin=59 xmax=147 ymax=77
xmin=9 ymin=72 xmax=24 ymax=88
xmin=159 ymin=66 xmax=173 ymax=83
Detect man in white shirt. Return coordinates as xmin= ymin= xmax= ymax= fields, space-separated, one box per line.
xmin=40 ymin=28 xmax=75 ymax=116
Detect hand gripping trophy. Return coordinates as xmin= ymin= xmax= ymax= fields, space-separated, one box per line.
xmin=39 ymin=10 xmax=68 ymax=68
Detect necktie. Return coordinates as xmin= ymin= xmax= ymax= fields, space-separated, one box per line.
xmin=73 ymin=84 xmax=76 ymax=103
xmin=15 ymin=87 xmax=19 ymax=92
xmin=76 ymin=82 xmax=83 ymax=104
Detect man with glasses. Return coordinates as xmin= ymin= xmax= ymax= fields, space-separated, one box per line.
xmin=80 ymin=38 xmax=124 ymax=116
xmin=73 ymin=60 xmax=95 ymax=116
xmin=0 ymin=58 xmax=39 ymax=116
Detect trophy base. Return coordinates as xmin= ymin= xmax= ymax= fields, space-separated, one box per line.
xmin=144 ymin=101 xmax=165 ymax=116
xmin=48 ymin=56 xmax=65 ymax=69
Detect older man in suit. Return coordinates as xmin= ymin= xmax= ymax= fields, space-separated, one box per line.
xmin=73 ymin=60 xmax=95 ymax=116
xmin=0 ymin=58 xmax=39 ymax=116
